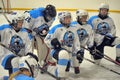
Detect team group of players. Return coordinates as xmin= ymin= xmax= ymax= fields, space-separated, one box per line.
xmin=0 ymin=2 xmax=120 ymax=80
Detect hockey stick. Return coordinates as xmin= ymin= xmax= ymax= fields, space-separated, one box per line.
xmin=95 ymin=49 xmax=120 ymax=66
xmin=1 ymin=0 xmax=6 ymax=13
xmin=41 ymin=43 xmax=50 ymax=72
xmin=0 ymin=42 xmax=16 ymax=55
xmin=40 ymin=46 xmax=56 ymax=74
xmin=0 ymin=4 xmax=11 ymax=24
xmin=81 ymin=46 xmax=120 ymax=66
xmin=83 ymin=57 xmax=120 ymax=75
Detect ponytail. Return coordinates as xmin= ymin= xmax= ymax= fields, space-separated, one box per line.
xmin=9 ymin=70 xmax=22 ymax=80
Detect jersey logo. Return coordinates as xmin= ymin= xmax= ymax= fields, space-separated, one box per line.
xmin=62 ymin=31 xmax=74 ymax=47
xmin=96 ymin=22 xmax=110 ymax=35
xmin=77 ymin=28 xmax=88 ymax=41
xmin=9 ymin=35 xmax=25 ymax=55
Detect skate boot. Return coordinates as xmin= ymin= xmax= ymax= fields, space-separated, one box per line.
xmin=74 ymin=67 xmax=80 ymax=74
xmin=40 ymin=62 xmax=48 ymax=74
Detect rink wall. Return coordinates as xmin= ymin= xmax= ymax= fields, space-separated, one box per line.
xmin=0 ymin=0 xmax=120 ymax=13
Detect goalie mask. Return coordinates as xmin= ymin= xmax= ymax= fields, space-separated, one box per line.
xmin=62 ymin=31 xmax=74 ymax=47
xmin=19 ymin=55 xmax=39 ymax=78
xmin=9 ymin=35 xmax=25 ymax=56
xmin=96 ymin=22 xmax=110 ymax=35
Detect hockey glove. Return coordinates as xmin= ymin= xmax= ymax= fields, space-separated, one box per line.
xmin=104 ymin=34 xmax=116 ymax=47
xmin=104 ymin=34 xmax=113 ymax=40
xmin=76 ymin=50 xmax=84 ymax=63
xmin=51 ymin=38 xmax=61 ymax=49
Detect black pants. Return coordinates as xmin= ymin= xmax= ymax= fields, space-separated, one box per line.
xmin=92 ymin=36 xmax=116 ymax=60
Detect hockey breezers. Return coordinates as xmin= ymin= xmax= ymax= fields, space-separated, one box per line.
xmin=81 ymin=46 xmax=120 ymax=66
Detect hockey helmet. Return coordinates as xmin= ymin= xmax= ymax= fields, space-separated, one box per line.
xmin=10 ymin=12 xmax=25 ymax=26
xmin=43 ymin=4 xmax=56 ymax=21
xmin=58 ymin=11 xmax=72 ymax=27
xmin=19 ymin=55 xmax=39 ymax=78
xmin=99 ymin=3 xmax=109 ymax=10
xmin=76 ymin=9 xmax=88 ymax=18
xmin=58 ymin=11 xmax=71 ymax=21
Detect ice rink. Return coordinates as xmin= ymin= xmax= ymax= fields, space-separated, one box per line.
xmin=0 ymin=11 xmax=120 ymax=80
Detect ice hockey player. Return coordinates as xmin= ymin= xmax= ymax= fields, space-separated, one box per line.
xmin=44 ymin=11 xmax=81 ymax=79
xmin=71 ymin=9 xmax=94 ymax=64
xmin=0 ymin=12 xmax=33 ymax=80
xmin=23 ymin=4 xmax=57 ymax=72
xmin=88 ymin=3 xmax=120 ymax=63
xmin=9 ymin=53 xmax=39 ymax=80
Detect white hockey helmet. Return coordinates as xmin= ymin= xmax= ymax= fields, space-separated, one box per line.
xmin=19 ymin=55 xmax=39 ymax=78
xmin=76 ymin=9 xmax=88 ymax=18
xmin=58 ymin=11 xmax=71 ymax=22
xmin=9 ymin=12 xmax=25 ymax=25
xmin=99 ymin=3 xmax=109 ymax=10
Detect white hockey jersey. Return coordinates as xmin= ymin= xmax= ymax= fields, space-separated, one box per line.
xmin=88 ymin=15 xmax=116 ymax=46
xmin=71 ymin=21 xmax=94 ymax=48
xmin=44 ymin=24 xmax=81 ymax=54
xmin=23 ymin=7 xmax=55 ymax=32
xmin=0 ymin=24 xmax=33 ymax=62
